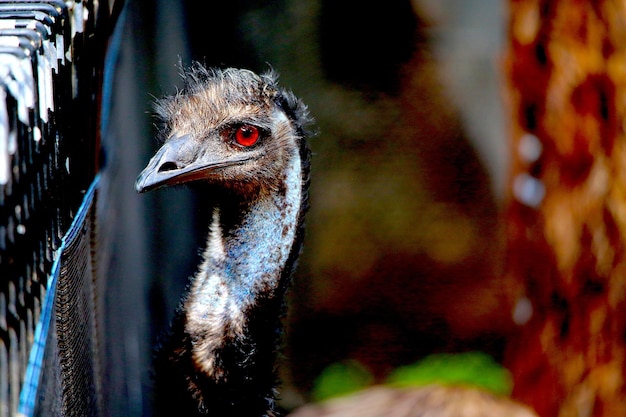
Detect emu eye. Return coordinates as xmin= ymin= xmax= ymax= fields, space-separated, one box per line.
xmin=234 ymin=125 xmax=260 ymax=147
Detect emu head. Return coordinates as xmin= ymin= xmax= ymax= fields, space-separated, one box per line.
xmin=135 ymin=65 xmax=309 ymax=195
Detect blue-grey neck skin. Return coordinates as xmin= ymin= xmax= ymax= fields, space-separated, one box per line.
xmin=153 ymin=139 xmax=309 ymax=417
xmin=185 ymin=148 xmax=303 ymax=382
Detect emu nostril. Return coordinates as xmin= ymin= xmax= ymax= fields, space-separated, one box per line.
xmin=158 ymin=161 xmax=179 ymax=173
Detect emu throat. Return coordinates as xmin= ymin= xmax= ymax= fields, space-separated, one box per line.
xmin=184 ymin=151 xmax=303 ymax=380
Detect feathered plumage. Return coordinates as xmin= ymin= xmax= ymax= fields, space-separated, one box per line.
xmin=136 ymin=63 xmax=312 ymax=416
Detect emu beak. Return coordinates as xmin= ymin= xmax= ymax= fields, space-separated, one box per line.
xmin=135 ymin=134 xmax=244 ymax=193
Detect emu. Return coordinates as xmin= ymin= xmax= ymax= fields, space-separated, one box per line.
xmin=136 ymin=63 xmax=312 ymax=417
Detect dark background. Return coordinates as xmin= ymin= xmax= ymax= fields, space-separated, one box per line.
xmin=102 ymin=0 xmax=510 ymax=415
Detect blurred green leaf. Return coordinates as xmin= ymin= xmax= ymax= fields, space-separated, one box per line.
xmin=385 ymin=351 xmax=512 ymax=395
xmin=310 ymin=352 xmax=512 ymax=403
xmin=311 ymin=360 xmax=374 ymax=402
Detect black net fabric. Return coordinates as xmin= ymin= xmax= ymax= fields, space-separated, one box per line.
xmin=31 ymin=181 xmax=103 ymax=417
xmin=0 ymin=1 xmax=121 ymax=416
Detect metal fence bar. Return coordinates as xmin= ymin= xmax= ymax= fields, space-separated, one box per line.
xmin=0 ymin=1 xmax=121 ymax=415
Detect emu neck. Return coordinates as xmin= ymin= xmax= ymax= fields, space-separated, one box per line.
xmin=183 ymin=151 xmax=303 ymax=415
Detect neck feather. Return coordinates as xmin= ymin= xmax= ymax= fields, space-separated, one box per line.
xmin=186 ymin=149 xmax=303 ymax=378
xmin=163 ymin=148 xmax=306 ymax=416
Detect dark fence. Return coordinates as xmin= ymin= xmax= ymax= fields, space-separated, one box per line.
xmin=0 ymin=1 xmax=121 ymax=416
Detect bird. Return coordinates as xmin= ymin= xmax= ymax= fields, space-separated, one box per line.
xmin=135 ymin=63 xmax=313 ymax=417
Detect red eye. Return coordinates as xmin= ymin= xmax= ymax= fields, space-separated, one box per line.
xmin=235 ymin=125 xmax=260 ymax=147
